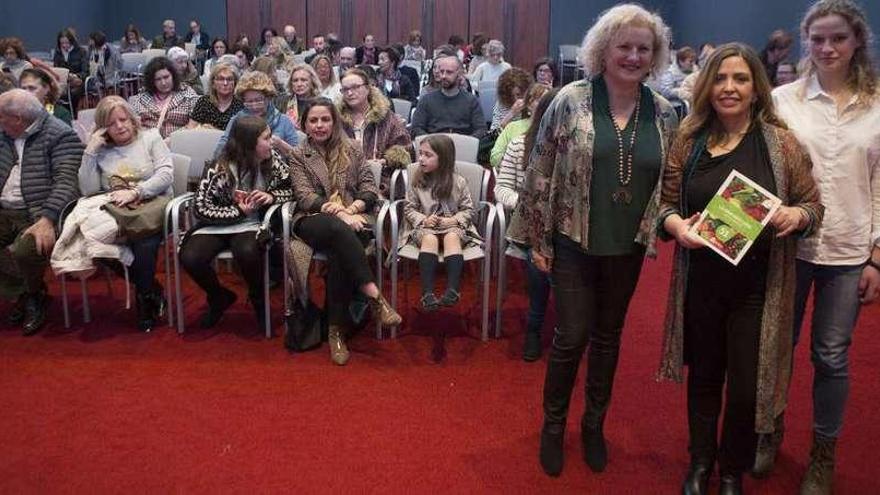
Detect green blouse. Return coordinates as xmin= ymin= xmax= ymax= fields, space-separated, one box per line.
xmin=587 ymin=77 xmax=661 ymax=255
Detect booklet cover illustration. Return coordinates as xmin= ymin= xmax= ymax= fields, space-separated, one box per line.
xmin=689 ymin=170 xmax=782 ymax=265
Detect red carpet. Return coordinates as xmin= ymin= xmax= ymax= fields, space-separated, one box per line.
xmin=1 ymin=243 xmax=878 ymax=493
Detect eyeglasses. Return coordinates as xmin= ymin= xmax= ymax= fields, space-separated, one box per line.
xmin=243 ymin=96 xmax=266 ymax=106
xmin=341 ymin=83 xmax=366 ymax=94
xmin=215 ymin=76 xmax=235 ymax=83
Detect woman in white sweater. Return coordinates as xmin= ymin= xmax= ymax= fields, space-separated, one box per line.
xmin=79 ymin=95 xmax=173 ymax=332
xmin=470 ymin=40 xmax=511 ymax=87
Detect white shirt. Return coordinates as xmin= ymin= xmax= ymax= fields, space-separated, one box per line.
xmin=773 ymin=75 xmax=880 ymax=265
xmin=0 ymin=122 xmax=38 ymax=209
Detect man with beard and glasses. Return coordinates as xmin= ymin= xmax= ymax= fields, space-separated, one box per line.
xmin=411 ymin=56 xmax=486 ymax=138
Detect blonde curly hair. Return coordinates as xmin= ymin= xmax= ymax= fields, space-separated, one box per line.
xmin=579 ymin=3 xmax=670 ymax=79
xmin=234 ymin=70 xmax=277 ymax=98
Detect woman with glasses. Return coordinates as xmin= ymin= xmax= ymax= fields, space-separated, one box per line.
xmin=188 ymin=63 xmax=243 ymax=131
xmin=337 ymin=68 xmax=413 ymax=198
xmin=215 ymin=71 xmax=299 ymax=156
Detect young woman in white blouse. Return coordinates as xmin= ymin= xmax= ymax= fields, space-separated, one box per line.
xmin=771 ymin=1 xmax=880 ymax=493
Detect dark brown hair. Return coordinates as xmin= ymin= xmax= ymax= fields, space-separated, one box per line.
xmin=522 ymin=87 xmax=560 ymax=170
xmin=414 ymin=134 xmax=456 ymax=200
xmin=19 ymin=68 xmax=60 ymax=103
xmin=678 ymin=43 xmax=787 ymax=146
xmin=220 ymin=114 xmax=271 ymax=181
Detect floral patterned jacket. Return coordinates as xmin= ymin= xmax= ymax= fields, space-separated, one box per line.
xmin=656 ymin=123 xmax=824 ymax=433
xmin=506 ymin=78 xmax=679 ymax=259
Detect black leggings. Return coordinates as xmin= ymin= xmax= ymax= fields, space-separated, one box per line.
xmin=543 ymin=235 xmax=645 ymax=429
xmin=179 ymin=231 xmax=264 ymax=299
xmin=294 ymin=213 xmax=375 ymax=325
xmin=685 ymin=251 xmax=765 ymax=475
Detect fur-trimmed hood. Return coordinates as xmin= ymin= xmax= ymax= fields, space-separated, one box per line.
xmin=337 ymin=86 xmax=392 ymax=127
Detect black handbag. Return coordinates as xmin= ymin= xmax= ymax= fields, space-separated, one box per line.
xmin=283 ymin=299 xmax=327 ymax=352
xmin=477 ymin=127 xmax=501 ymax=165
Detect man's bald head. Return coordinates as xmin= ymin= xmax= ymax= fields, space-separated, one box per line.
xmin=0 ymin=89 xmax=44 ymax=137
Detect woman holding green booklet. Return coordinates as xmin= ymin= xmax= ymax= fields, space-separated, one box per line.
xmin=656 ymin=43 xmax=823 ymax=495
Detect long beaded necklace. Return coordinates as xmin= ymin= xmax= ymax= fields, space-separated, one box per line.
xmin=608 ymin=89 xmax=641 ymax=205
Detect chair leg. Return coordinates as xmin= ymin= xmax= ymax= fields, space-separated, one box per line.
xmin=263 ymin=247 xmax=271 ymax=339
xmin=61 ymin=274 xmax=70 ymax=329
xmin=482 ymin=255 xmax=491 ymax=342
xmin=81 ymin=277 xmax=91 ymax=323
xmin=390 ymin=254 xmax=398 ymax=339
xmin=164 ymin=239 xmax=174 ymax=328
xmin=375 ymin=240 xmax=383 ymax=340
xmin=495 ymin=252 xmax=506 ymax=339
xmin=174 ymin=234 xmax=185 ymax=334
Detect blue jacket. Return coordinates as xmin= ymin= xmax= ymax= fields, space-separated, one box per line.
xmin=215 ymin=103 xmax=299 ymax=157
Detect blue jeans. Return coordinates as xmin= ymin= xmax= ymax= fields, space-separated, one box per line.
xmin=525 ymin=250 xmax=552 ymax=335
xmin=793 ymin=260 xmax=863 ymax=438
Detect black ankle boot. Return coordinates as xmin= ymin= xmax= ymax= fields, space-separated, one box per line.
xmin=539 ymin=423 xmax=565 ymax=477
xmin=581 ymin=415 xmax=608 ymax=472
xmin=136 ymin=291 xmax=156 ymax=332
xmin=719 ymin=473 xmax=743 ymax=495
xmin=22 ymin=290 xmax=49 ymax=336
xmin=682 ymin=459 xmax=714 ymax=495
xmin=7 ymin=293 xmax=27 ymax=325
xmin=523 ymin=328 xmax=542 ymax=362
xmin=200 ymin=288 xmax=237 ymax=328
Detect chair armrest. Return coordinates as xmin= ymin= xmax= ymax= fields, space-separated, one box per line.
xmin=261 ymin=202 xmax=282 ymax=231
xmin=387 ymin=199 xmax=406 ymax=259
xmin=57 ymin=198 xmax=80 ymax=232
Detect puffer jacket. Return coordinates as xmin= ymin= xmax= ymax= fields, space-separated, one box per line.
xmin=0 ymin=111 xmax=84 ymax=223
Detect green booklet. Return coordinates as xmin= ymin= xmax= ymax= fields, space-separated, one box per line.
xmin=689 ymin=169 xmax=782 ymax=265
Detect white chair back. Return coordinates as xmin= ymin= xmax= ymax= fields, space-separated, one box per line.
xmin=142 ymin=49 xmax=166 ymax=64
xmin=403 ymin=160 xmax=486 ymax=203
xmin=51 ymin=67 xmax=70 ymax=94
xmin=169 ymin=153 xmax=192 ymax=196
xmin=167 ymin=128 xmax=224 ymax=180
xmin=391 ymin=98 xmax=412 ymax=123
xmin=478 ymin=88 xmax=496 ymax=125
xmin=73 ymin=109 xmax=96 ymax=143
xmin=413 ymin=133 xmax=480 ymax=163
xmin=120 ymin=52 xmax=147 ymax=73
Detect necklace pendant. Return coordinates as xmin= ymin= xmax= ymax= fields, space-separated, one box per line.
xmin=612 ymin=186 xmax=632 ymax=205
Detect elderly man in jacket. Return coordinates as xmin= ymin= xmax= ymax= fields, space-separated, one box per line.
xmin=0 ymin=89 xmax=83 ymax=335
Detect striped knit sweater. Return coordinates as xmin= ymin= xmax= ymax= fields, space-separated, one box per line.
xmin=0 ymin=112 xmax=84 ymax=223
xmin=493 ymin=134 xmax=526 ymax=211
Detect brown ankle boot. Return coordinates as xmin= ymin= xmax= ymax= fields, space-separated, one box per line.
xmin=369 ymin=293 xmax=402 ymax=327
xmin=327 ymin=325 xmax=350 ymax=366
xmin=800 ymin=432 xmax=836 ymax=495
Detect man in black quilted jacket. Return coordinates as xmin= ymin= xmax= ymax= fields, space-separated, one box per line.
xmin=0 ymin=89 xmax=83 ymax=335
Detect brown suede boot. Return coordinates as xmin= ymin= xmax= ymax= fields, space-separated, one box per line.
xmin=800 ymin=432 xmax=836 ymax=495
xmin=369 ymin=293 xmax=402 ymax=327
xmin=327 ymin=325 xmax=350 ymax=366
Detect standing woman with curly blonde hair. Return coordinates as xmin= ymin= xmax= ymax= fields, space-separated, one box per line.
xmin=508 ymin=3 xmax=678 ymax=477
xmin=771 ymin=1 xmax=880 ymax=493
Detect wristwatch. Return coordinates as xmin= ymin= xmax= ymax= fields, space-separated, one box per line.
xmin=867 ymin=259 xmax=880 ymax=272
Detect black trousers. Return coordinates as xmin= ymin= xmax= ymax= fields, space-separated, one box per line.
xmin=179 ymin=231 xmax=264 ymax=299
xmin=543 ymin=235 xmax=645 ymax=429
xmin=294 ymin=213 xmax=375 ymax=325
xmin=685 ymin=250 xmax=765 ymax=475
